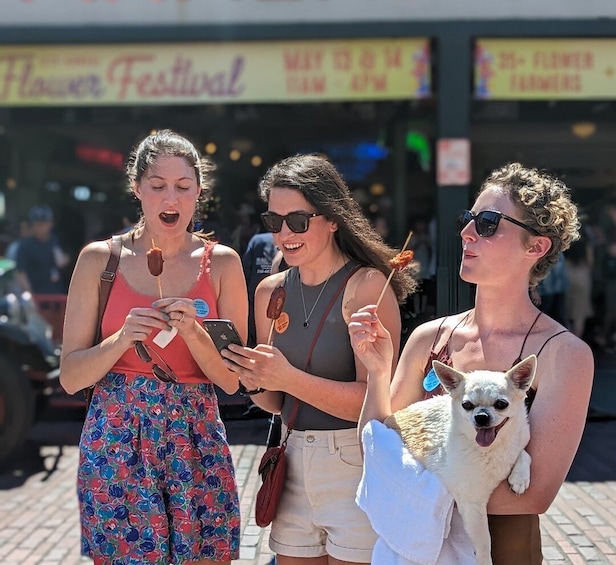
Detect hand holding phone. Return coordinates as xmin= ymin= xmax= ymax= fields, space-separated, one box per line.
xmin=203 ymin=319 xmax=262 ymax=396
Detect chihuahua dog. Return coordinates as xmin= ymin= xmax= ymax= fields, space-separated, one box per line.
xmin=385 ymin=355 xmax=536 ymax=565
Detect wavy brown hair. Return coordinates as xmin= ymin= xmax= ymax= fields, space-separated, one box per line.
xmin=481 ymin=162 xmax=580 ymax=286
xmin=258 ymin=154 xmax=416 ymax=302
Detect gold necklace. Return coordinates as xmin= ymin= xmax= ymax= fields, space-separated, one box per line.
xmin=299 ymin=269 xmax=334 ymax=328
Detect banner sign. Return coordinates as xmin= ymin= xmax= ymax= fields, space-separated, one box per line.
xmin=0 ymin=38 xmax=430 ymax=106
xmin=475 ymin=39 xmax=616 ymax=100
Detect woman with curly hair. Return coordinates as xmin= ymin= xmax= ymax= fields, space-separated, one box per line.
xmin=349 ymin=162 xmax=594 ymax=564
xmin=221 ymin=154 xmax=415 ymax=565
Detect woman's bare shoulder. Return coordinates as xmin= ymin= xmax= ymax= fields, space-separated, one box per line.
xmin=544 ymin=327 xmax=594 ymax=366
xmin=352 ymin=266 xmax=388 ymax=285
xmin=76 ymin=240 xmax=114 ymax=269
xmin=210 ymin=242 xmax=241 ymax=262
xmin=410 ymin=312 xmax=467 ymax=344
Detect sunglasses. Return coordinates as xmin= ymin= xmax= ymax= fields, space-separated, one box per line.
xmin=261 ymin=211 xmax=322 ymax=234
xmin=458 ymin=210 xmax=540 ymax=238
xmin=134 ymin=341 xmax=178 ymax=383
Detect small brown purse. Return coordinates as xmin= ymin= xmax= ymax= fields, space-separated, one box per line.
xmin=254 ymin=406 xmax=297 ymax=527
xmin=254 ymin=265 xmax=360 ymax=527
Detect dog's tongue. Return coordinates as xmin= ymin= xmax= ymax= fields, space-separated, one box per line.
xmin=475 ymin=427 xmax=497 ymax=447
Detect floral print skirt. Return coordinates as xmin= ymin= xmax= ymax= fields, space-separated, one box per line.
xmin=78 ymin=372 xmax=240 ymax=564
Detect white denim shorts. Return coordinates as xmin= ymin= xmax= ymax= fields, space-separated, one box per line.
xmin=269 ymin=427 xmax=376 ymax=563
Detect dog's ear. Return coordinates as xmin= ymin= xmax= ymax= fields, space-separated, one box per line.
xmin=432 ymin=360 xmax=464 ymax=393
xmin=507 ymin=354 xmax=537 ymax=391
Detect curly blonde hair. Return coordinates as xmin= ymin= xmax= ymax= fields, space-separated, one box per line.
xmin=481 ymin=162 xmax=580 ymax=286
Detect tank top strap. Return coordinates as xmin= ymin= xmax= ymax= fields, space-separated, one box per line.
xmin=429 ymin=316 xmax=449 ymax=350
xmin=536 ymin=330 xmax=569 ymax=358
xmin=523 ymin=329 xmax=569 ymax=412
xmin=197 ymin=239 xmax=214 ymax=281
xmin=511 ymin=310 xmax=543 ymax=366
xmin=423 ymin=311 xmax=472 ymax=375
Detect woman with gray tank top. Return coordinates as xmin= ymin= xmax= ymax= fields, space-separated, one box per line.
xmin=221 ymin=154 xmax=416 ymax=565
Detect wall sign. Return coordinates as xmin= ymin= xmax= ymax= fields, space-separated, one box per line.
xmin=476 ymin=39 xmax=616 ymax=100
xmin=437 ymin=139 xmax=470 ymax=186
xmin=0 ymin=38 xmax=430 ymax=106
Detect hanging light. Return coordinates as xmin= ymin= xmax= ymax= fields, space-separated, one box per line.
xmin=572 ymin=122 xmax=596 ymax=139
xmin=370 ymin=183 xmax=386 ymax=196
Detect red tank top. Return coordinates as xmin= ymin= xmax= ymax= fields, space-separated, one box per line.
xmin=101 ymin=242 xmax=219 ymax=384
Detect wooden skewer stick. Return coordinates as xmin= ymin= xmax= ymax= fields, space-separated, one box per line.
xmin=267 ymin=320 xmax=276 ymax=345
xmin=375 ymin=230 xmax=414 ymax=309
xmin=375 ymin=270 xmax=396 ymax=309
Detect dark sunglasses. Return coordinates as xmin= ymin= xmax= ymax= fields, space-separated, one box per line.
xmin=458 ymin=210 xmax=540 ymax=238
xmin=261 ymin=211 xmax=322 ymax=234
xmin=134 ymin=341 xmax=178 ymax=383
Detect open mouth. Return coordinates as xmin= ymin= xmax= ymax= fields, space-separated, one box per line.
xmin=475 ymin=417 xmax=509 ymax=447
xmin=283 ymin=242 xmax=303 ymax=252
xmin=160 ymin=211 xmax=180 ymax=225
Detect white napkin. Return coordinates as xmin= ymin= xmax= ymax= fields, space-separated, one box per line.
xmin=152 ymin=327 xmax=177 ymax=348
xmin=357 ymin=420 xmax=475 ymax=565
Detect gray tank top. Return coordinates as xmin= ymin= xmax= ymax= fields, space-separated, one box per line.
xmin=276 ymin=262 xmax=359 ymax=431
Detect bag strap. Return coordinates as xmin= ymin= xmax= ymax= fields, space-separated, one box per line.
xmin=83 ymin=235 xmax=122 ymax=404
xmin=284 ymin=264 xmax=362 ymax=437
xmin=95 ymin=235 xmax=122 ymax=344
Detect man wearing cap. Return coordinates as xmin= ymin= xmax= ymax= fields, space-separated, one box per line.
xmin=15 ymin=205 xmax=69 ymax=294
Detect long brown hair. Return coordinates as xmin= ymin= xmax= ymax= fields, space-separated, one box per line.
xmin=259 ymin=154 xmax=416 ymax=302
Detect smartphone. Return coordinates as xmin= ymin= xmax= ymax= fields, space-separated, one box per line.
xmin=203 ymin=319 xmax=244 ymax=352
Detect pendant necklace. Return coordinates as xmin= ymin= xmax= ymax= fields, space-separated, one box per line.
xmin=299 ymin=268 xmax=334 ymax=328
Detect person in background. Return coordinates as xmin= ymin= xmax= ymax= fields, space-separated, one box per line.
xmin=408 ymin=216 xmax=433 ymax=316
xmin=15 ymin=205 xmax=69 ymax=294
xmin=60 ymin=130 xmax=246 ymax=565
xmin=595 ymin=196 xmax=616 ymax=350
xmin=243 ymin=231 xmax=279 ymax=347
xmin=564 ymin=226 xmax=594 ymax=339
xmin=5 ymin=218 xmax=30 ymax=262
xmin=231 ymin=202 xmax=261 ymax=256
xmin=241 ymin=231 xmax=280 ymax=416
xmin=350 ymin=162 xmax=593 ymax=564
xmin=222 ymin=154 xmax=415 ymax=565
xmin=530 ymin=251 xmax=569 ymax=326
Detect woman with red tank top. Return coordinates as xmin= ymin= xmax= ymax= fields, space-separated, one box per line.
xmin=60 ymin=130 xmax=247 ymax=565
xmin=350 ymin=162 xmax=594 ymax=564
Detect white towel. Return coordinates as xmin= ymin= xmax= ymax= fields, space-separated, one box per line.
xmin=356 ymin=420 xmax=476 ymax=565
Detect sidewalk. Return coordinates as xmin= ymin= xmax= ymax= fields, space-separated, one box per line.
xmin=0 ymin=409 xmax=614 ymax=564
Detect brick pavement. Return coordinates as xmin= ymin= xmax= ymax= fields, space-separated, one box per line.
xmin=0 ymin=414 xmax=614 ymax=564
